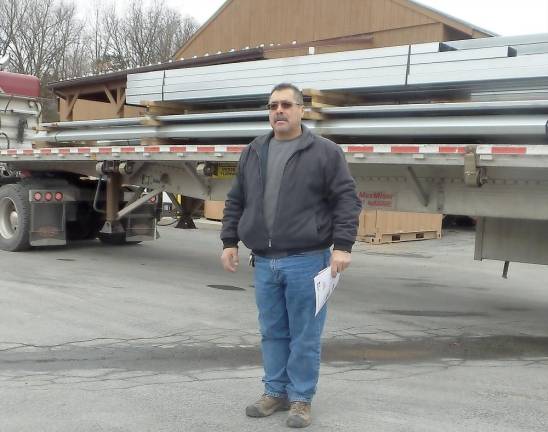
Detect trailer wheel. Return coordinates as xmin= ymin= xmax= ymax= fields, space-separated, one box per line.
xmin=0 ymin=183 xmax=31 ymax=251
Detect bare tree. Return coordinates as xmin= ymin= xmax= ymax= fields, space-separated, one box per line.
xmin=103 ymin=0 xmax=198 ymax=69
xmin=0 ymin=0 xmax=30 ymax=60
xmin=155 ymin=8 xmax=197 ymax=61
xmin=3 ymin=0 xmax=84 ymax=81
xmin=61 ymin=33 xmax=92 ymax=80
xmin=85 ymin=0 xmax=118 ymax=73
xmin=1 ymin=0 xmax=199 ymax=79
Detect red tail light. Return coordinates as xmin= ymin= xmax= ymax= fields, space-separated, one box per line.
xmin=44 ymin=192 xmax=53 ymax=201
xmin=33 ymin=192 xmax=42 ymax=201
xmin=54 ymin=192 xmax=63 ymax=201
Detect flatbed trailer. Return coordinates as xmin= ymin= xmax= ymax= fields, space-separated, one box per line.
xmin=1 ymin=33 xmax=548 ymax=273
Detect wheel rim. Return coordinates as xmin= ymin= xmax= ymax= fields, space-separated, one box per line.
xmin=0 ymin=197 xmax=18 ymax=239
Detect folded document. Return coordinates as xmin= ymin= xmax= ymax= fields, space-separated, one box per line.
xmin=314 ymin=267 xmax=340 ymax=316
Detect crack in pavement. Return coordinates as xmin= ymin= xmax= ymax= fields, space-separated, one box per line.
xmin=0 ymin=325 xmax=547 ymax=392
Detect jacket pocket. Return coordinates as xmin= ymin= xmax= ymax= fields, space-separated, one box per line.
xmin=304 ymin=210 xmax=319 ymax=243
xmin=315 ymin=212 xmax=330 ymax=241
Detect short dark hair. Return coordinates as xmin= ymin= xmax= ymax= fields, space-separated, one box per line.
xmin=270 ymin=83 xmax=304 ymax=105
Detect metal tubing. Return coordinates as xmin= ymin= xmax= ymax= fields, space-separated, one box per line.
xmin=320 ymin=115 xmax=548 ymax=137
xmin=323 ymin=100 xmax=548 ymax=116
xmin=32 ymin=115 xmax=548 ymax=143
xmin=37 ymin=101 xmax=548 ymax=135
xmin=33 ymin=121 xmax=275 ymax=142
xmin=40 ymin=110 xmax=270 ymax=130
xmin=34 ymin=126 xmax=157 ymax=142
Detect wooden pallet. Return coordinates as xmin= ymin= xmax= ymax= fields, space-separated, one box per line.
xmin=301 ymin=88 xmax=368 ymax=120
xmin=358 ymin=230 xmax=441 ymax=244
xmin=142 ymin=100 xmax=190 ymax=116
xmin=302 ymin=88 xmax=366 ymax=108
xmin=141 ymin=99 xmax=264 ymax=116
xmin=140 ymin=89 xmax=368 ymax=119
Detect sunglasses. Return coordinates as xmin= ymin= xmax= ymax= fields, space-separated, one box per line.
xmin=266 ymin=101 xmax=303 ymax=111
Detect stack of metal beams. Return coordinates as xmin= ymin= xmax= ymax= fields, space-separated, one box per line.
xmin=35 ymin=99 xmax=548 ymax=145
xmin=33 ymin=34 xmax=548 ymax=146
xmin=126 ymin=34 xmax=548 ymax=105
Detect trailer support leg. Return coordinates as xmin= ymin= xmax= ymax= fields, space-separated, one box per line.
xmin=175 ymin=195 xmax=200 ymax=229
xmin=100 ymin=173 xmax=124 ymax=236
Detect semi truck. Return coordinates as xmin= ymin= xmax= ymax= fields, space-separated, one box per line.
xmin=1 ymin=33 xmax=548 ymax=274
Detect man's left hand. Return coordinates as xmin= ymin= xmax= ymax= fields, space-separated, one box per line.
xmin=330 ymin=250 xmax=351 ymax=277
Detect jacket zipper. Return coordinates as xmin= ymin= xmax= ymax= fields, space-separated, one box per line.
xmin=251 ymin=146 xmax=270 ymax=249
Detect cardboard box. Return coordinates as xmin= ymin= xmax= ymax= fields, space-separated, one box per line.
xmin=204 ymin=200 xmax=225 ymax=221
xmin=357 ymin=210 xmax=442 ymax=244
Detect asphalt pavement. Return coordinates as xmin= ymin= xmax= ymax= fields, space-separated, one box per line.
xmin=0 ymin=225 xmax=547 ymax=431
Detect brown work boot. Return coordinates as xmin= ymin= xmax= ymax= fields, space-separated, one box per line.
xmin=245 ymin=394 xmax=290 ymax=417
xmin=286 ymin=401 xmax=312 ymax=428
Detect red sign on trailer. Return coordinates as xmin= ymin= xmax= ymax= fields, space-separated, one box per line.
xmin=0 ymin=70 xmax=40 ymax=98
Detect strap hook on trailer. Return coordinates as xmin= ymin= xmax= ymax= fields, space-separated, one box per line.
xmin=464 ymin=146 xmax=487 ymax=187
xmin=92 ymin=176 xmax=106 ymax=214
xmin=0 ymin=131 xmax=9 ymax=149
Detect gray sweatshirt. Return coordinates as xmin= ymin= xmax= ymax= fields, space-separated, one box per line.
xmin=263 ymin=136 xmax=303 ymax=237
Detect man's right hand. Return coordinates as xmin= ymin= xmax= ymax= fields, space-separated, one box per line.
xmin=221 ymin=247 xmax=239 ymax=272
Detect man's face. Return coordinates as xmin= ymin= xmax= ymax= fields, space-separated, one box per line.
xmin=268 ymin=88 xmax=305 ymax=139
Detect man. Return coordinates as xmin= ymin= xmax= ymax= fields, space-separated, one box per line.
xmin=220 ymin=83 xmax=361 ymax=428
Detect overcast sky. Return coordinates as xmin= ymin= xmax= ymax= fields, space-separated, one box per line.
xmin=168 ymin=0 xmax=548 ymax=36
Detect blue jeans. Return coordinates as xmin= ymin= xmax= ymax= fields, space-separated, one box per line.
xmin=254 ymin=249 xmax=331 ymax=403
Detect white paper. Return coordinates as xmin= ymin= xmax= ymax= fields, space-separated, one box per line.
xmin=314 ymin=267 xmax=340 ymax=316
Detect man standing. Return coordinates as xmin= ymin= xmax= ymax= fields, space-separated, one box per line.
xmin=220 ymin=83 xmax=361 ymax=428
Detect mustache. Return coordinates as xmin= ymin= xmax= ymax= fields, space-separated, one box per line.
xmin=274 ymin=116 xmax=288 ymax=121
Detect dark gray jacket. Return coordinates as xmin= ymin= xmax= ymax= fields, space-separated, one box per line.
xmin=221 ymin=125 xmax=361 ymax=254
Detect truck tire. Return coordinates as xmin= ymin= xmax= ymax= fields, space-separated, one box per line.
xmin=0 ymin=183 xmax=31 ymax=251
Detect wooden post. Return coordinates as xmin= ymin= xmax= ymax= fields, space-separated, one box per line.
xmin=104 ymin=85 xmax=127 ymax=118
xmin=116 ymin=87 xmax=126 ymax=117
xmin=62 ymin=92 xmax=80 ymax=121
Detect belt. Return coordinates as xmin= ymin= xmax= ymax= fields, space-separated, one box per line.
xmin=254 ymin=247 xmax=327 ymax=259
